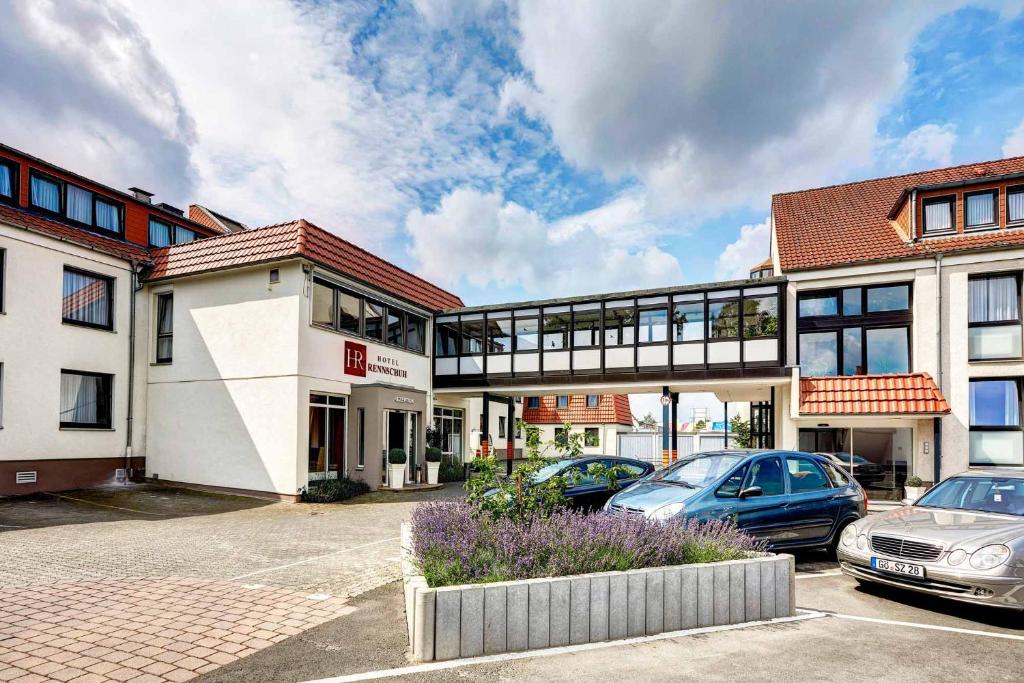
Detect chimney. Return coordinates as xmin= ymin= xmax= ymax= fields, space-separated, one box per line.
xmin=128 ymin=187 xmax=153 ymax=203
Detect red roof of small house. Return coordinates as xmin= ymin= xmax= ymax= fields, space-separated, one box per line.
xmin=0 ymin=203 xmax=149 ymax=262
xmin=798 ymin=374 xmax=950 ymax=416
xmin=773 ymin=156 xmax=1024 ymax=272
xmin=146 ymin=219 xmax=463 ymax=311
xmin=523 ymin=395 xmax=633 ymax=426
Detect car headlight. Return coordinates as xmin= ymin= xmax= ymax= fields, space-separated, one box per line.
xmin=969 ymin=545 xmax=1011 ymax=570
xmin=856 ymin=534 xmax=868 ymax=551
xmin=946 ymin=549 xmax=967 ymax=566
xmin=841 ymin=524 xmax=858 ymax=547
xmin=648 ymin=502 xmax=685 ymax=521
xmin=603 ymin=498 xmax=613 ymax=512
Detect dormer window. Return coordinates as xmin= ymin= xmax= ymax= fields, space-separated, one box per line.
xmin=922 ymin=195 xmax=954 ymax=235
xmin=29 ymin=171 xmax=124 ymax=236
xmin=965 ymin=190 xmax=997 ymax=230
xmin=0 ymin=158 xmax=16 ymax=202
xmin=149 ymin=218 xmax=197 ymax=247
xmin=30 ymin=173 xmax=61 ymax=213
xmin=1009 ymin=185 xmax=1024 ymax=225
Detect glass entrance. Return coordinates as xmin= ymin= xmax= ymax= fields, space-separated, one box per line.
xmin=309 ymin=394 xmax=346 ymax=482
xmin=799 ymin=427 xmax=911 ymax=499
xmin=383 ymin=410 xmax=420 ymax=485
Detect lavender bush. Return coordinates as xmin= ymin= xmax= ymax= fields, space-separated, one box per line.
xmin=412 ymin=502 xmax=765 ymax=588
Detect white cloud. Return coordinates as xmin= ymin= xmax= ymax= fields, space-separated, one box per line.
xmin=405 ymin=188 xmax=682 ymax=297
xmin=715 ymin=218 xmax=771 ymax=281
xmin=894 ymin=123 xmax=957 ymax=167
xmin=1003 ymin=118 xmax=1024 ymax=157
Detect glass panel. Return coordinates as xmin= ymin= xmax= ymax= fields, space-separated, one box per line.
xmin=364 ymin=301 xmax=385 ymax=340
xmin=707 ymin=300 xmax=739 ymax=338
xmin=969 ymin=276 xmax=1019 ymax=323
xmin=673 ymin=302 xmax=705 ymax=342
xmin=799 ymin=294 xmax=837 ymax=317
xmin=572 ymin=309 xmax=601 ymax=347
xmin=543 ymin=313 xmax=569 ymax=350
xmin=587 ymin=395 xmax=599 ymax=408
xmin=66 ymin=185 xmax=93 ymax=224
xmin=338 ymin=290 xmax=361 ymax=334
xmin=311 ymin=280 xmax=335 ymax=327
xmin=515 ymin=318 xmax=538 ymax=351
xmin=406 ymin=315 xmax=425 ymax=353
xmin=30 ymin=175 xmax=60 ymax=212
xmin=95 ymin=199 xmax=120 ymax=233
xmin=156 ymin=294 xmax=173 ymax=363
xmin=786 ymin=457 xmax=830 ymax=492
xmin=969 ymin=325 xmax=1022 ymax=360
xmin=357 ymin=408 xmax=366 ymax=467
xmin=557 ymin=395 xmax=569 ymax=408
xmin=970 ymin=432 xmax=1024 ymax=466
xmin=584 ymin=428 xmax=600 ymax=447
xmin=966 ymin=192 xmax=996 ymax=227
xmin=149 ymin=219 xmax=172 ymax=247
xmin=842 ymin=327 xmax=862 ymax=375
xmin=175 ymin=226 xmax=196 ymax=244
xmin=0 ymin=164 xmax=11 ymax=197
xmin=461 ymin=318 xmax=484 ymax=353
xmin=924 ymin=199 xmax=952 ymax=232
xmin=327 ymin=406 xmax=344 ymax=474
xmin=842 ymin=288 xmax=862 ymax=316
xmin=799 ymin=332 xmax=838 ymax=376
xmin=60 ymin=372 xmax=109 ymax=427
xmin=746 ymin=457 xmax=785 ymax=496
xmin=970 ymin=380 xmax=1020 ymax=426
xmin=308 ymin=404 xmax=327 ymax=476
xmin=637 ymin=296 xmax=668 ymax=305
xmin=603 ymin=307 xmax=635 ymax=346
xmin=638 ymin=308 xmax=668 ymax=343
xmin=62 ymin=269 xmax=110 ymax=327
xmin=867 ymin=285 xmax=909 ymax=312
xmin=742 ymin=296 xmax=778 ymax=338
xmin=435 ymin=322 xmax=459 ymax=356
xmin=487 ymin=318 xmax=513 ymax=353
xmin=865 ymin=327 xmax=909 ymax=373
xmin=386 ymin=309 xmax=404 ymax=346
xmin=1009 ymin=190 xmax=1024 ymax=223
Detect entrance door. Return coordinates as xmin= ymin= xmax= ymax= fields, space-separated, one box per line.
xmin=309 ymin=394 xmax=346 ymax=482
xmin=384 ymin=410 xmax=408 ymax=486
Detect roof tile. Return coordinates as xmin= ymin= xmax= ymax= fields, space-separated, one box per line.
xmin=0 ymin=203 xmax=149 ymax=262
xmin=523 ymin=395 xmax=633 ymax=427
xmin=799 ymin=373 xmax=950 ymax=416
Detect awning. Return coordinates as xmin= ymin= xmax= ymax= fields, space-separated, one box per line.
xmin=799 ymin=373 xmax=950 ymax=416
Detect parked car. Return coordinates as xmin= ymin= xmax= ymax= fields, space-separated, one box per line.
xmin=487 ymin=456 xmax=655 ymax=511
xmin=818 ymin=452 xmax=885 ymax=486
xmin=604 ymin=450 xmax=866 ymax=553
xmin=837 ymin=470 xmax=1024 ymax=610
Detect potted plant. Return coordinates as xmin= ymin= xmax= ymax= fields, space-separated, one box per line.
xmin=425 ymin=447 xmax=443 ymax=485
xmin=904 ymin=475 xmax=927 ymax=502
xmin=388 ymin=448 xmax=408 ymax=490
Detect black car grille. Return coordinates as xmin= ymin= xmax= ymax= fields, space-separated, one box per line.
xmin=870 ymin=534 xmax=943 ymax=561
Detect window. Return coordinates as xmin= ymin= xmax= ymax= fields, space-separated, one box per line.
xmin=269 ymin=268 xmax=280 ymax=284
xmin=969 ymin=379 xmax=1024 ymax=466
xmin=60 ymin=370 xmax=112 ymax=429
xmin=969 ymin=274 xmax=1022 ymax=361
xmin=30 ymin=173 xmax=60 ymax=213
xmin=799 ymin=294 xmax=837 ymax=318
xmin=745 ymin=457 xmax=784 ymax=496
xmin=175 ymin=226 xmax=196 ymax=244
xmin=554 ymin=427 xmax=567 ymax=446
xmin=487 ymin=317 xmax=513 ymax=353
xmin=364 ymin=300 xmax=385 ymax=341
xmin=356 ymin=408 xmax=366 ymax=468
xmin=572 ymin=309 xmax=601 ymax=348
xmin=865 ymin=327 xmax=909 ymax=373
xmin=638 ymin=308 xmax=668 ymax=343
xmin=62 ymin=267 xmax=113 ymax=330
xmin=708 ymin=300 xmax=740 ymax=338
xmin=498 ymin=416 xmax=506 ymax=439
xmin=786 ymin=456 xmax=830 ymax=493
xmin=866 ymin=285 xmax=909 ymax=313
xmin=515 ymin=317 xmax=538 ymax=351
xmin=842 ymin=288 xmax=861 ymax=316
xmin=965 ymin=190 xmax=998 ymax=229
xmin=527 ymin=397 xmax=540 ymax=409
xmin=436 ymin=320 xmax=460 ymax=357
xmin=673 ymin=299 xmax=704 ymax=342
xmin=386 ymin=308 xmax=404 ymax=346
xmin=461 ymin=317 xmax=484 ymax=353
xmin=799 ymin=331 xmax=838 ymax=376
xmin=557 ymin=395 xmax=569 ymax=408
xmin=587 ymin=394 xmax=599 ymax=408
xmin=0 ymin=158 xmax=15 ymax=202
xmin=338 ymin=290 xmax=361 ymax=335
xmin=603 ymin=304 xmax=635 ymax=346
xmin=155 ymin=293 xmax=173 ymax=363
xmin=716 ymin=465 xmax=748 ymax=498
xmin=842 ymin=328 xmax=862 ymax=375
xmin=742 ymin=295 xmax=778 ymax=338
xmin=311 ymin=279 xmax=335 ymax=328
xmin=66 ymin=185 xmax=92 ymax=225
xmin=1009 ymin=186 xmax=1024 ymax=225
xmin=823 ymin=463 xmax=851 ymax=487
xmin=543 ymin=311 xmax=569 ymax=350
xmin=149 ymin=218 xmax=194 ymax=247
xmin=584 ymin=428 xmax=600 ymax=447
xmin=923 ymin=195 xmax=954 ymax=234
xmin=308 ymin=393 xmax=345 ymax=481
xmin=406 ymin=314 xmax=425 ymax=354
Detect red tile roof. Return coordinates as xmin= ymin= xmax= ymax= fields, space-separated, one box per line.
xmin=773 ymin=156 xmax=1024 ymax=272
xmin=523 ymin=395 xmax=633 ymax=426
xmin=799 ymin=373 xmax=950 ymax=416
xmin=0 ymin=203 xmax=149 ymax=262
xmin=146 ymin=219 xmax=463 ymax=311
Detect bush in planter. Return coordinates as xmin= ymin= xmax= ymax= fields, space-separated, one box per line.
xmin=425 ymin=447 xmax=443 ymax=463
xmin=906 ymin=475 xmax=924 ymax=487
xmin=301 ymin=476 xmax=370 ymax=503
xmin=439 ymin=457 xmax=465 ymax=482
xmin=412 ymin=502 xmax=764 ymax=587
xmin=388 ymin=448 xmax=408 ymax=465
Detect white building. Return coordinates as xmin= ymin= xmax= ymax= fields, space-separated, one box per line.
xmin=521 ymin=394 xmax=633 ymax=456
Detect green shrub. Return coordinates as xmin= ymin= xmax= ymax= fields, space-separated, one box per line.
xmin=425 ymin=447 xmax=443 ymax=463
xmin=905 ymin=475 xmax=924 ymax=487
xmin=388 ymin=448 xmax=407 ymax=465
xmin=439 ymin=458 xmax=465 ymax=482
xmin=301 ymin=476 xmax=370 ymax=503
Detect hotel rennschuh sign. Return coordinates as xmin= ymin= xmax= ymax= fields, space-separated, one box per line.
xmin=344 ymin=340 xmax=409 ymax=379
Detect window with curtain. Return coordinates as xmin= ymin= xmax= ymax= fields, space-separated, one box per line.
xmin=965 ymin=190 xmax=997 ymax=228
xmin=60 ymin=370 xmax=112 ymax=429
xmin=95 ymin=198 xmax=121 ymax=233
xmin=923 ymin=196 xmax=954 ymax=234
xmin=149 ymin=218 xmax=172 ymax=247
xmin=0 ymin=161 xmax=14 ymax=199
xmin=527 ymin=397 xmax=540 ymax=408
xmin=970 ymin=379 xmax=1024 ymax=466
xmin=968 ymin=274 xmax=1022 ymax=360
xmin=66 ymin=185 xmax=93 ymax=225
xmin=62 ymin=267 xmax=113 ymax=329
xmin=155 ymin=293 xmax=173 ymax=363
xmin=30 ymin=174 xmax=60 ymax=213
xmin=175 ymin=226 xmax=196 ymax=244
xmin=1009 ymin=187 xmax=1024 ymax=224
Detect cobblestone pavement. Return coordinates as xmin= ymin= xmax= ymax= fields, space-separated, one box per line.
xmin=0 ymin=483 xmax=463 ymax=682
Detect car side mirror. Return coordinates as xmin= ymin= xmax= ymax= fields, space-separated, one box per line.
xmin=739 ymin=486 xmax=763 ymax=498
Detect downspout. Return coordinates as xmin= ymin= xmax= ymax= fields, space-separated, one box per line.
xmin=933 ymin=254 xmax=943 ymax=483
xmin=125 ymin=260 xmax=143 ymax=480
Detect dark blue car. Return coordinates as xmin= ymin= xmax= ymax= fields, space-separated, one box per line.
xmin=488 ymin=456 xmax=655 ymax=511
xmin=605 ymin=450 xmax=866 ymax=553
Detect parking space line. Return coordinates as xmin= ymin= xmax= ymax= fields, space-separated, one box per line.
xmin=230 ymin=536 xmax=401 ymax=581
xmin=303 ymin=611 xmax=828 ymax=683
xmin=820 ymin=611 xmax=1024 ymax=641
xmin=795 ymin=569 xmax=843 ymax=580
xmin=45 ymin=492 xmax=169 ymax=516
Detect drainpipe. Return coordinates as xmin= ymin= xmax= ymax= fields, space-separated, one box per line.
xmin=933 ymin=254 xmax=943 ymax=483
xmin=125 ymin=261 xmax=143 ymax=480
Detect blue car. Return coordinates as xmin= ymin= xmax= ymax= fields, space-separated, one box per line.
xmin=487 ymin=456 xmax=655 ymax=511
xmin=605 ymin=450 xmax=866 ymax=553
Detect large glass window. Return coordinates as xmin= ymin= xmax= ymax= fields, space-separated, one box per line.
xmin=965 ymin=190 xmax=997 ymax=229
xmin=436 ymin=321 xmax=459 ymax=356
xmin=386 ymin=308 xmax=404 ymax=346
xmin=842 ymin=288 xmax=862 ymax=316
xmin=742 ymin=296 xmax=778 ymax=338
xmin=923 ymin=196 xmax=954 ymax=234
xmin=572 ymin=309 xmax=601 ymax=348
xmin=406 ymin=315 xmax=425 ymax=354
xmin=970 ymin=379 xmax=1024 ymax=466
xmin=543 ymin=312 xmax=569 ymax=350
xmin=969 ymin=274 xmax=1021 ymax=361
xmin=62 ymin=267 xmax=113 ymax=330
xmin=311 ymin=279 xmax=335 ymax=328
xmin=461 ymin=317 xmax=484 ymax=354
xmin=673 ymin=300 xmax=704 ymax=342
xmin=1009 ymin=186 xmax=1024 ymax=224
xmin=799 ymin=332 xmax=838 ymax=376
xmin=515 ymin=317 xmax=538 ymax=351
xmin=638 ymin=308 xmax=668 ymax=343
xmin=308 ymin=393 xmax=345 ymax=481
xmin=843 ymin=328 xmax=862 ymax=375
xmin=338 ymin=290 xmax=361 ymax=335
xmin=708 ymin=300 xmax=740 ymax=338
xmin=60 ymin=370 xmax=112 ymax=429
xmin=798 ymin=293 xmax=837 ymax=318
xmin=364 ymin=300 xmax=385 ymax=341
xmin=866 ymin=285 xmax=909 ymax=313
xmin=155 ymin=293 xmax=173 ymax=363
xmin=603 ymin=305 xmax=635 ymax=346
xmin=433 ymin=407 xmax=464 ymax=459
xmin=487 ymin=318 xmax=513 ymax=353
xmin=30 ymin=174 xmax=60 ymax=213
xmin=865 ymin=327 xmax=909 ymax=373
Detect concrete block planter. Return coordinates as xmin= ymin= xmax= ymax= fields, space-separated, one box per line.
xmin=401 ymin=523 xmax=795 ymax=662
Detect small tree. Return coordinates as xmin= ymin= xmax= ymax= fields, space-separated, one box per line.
xmin=694 ymin=419 xmax=707 ymax=432
xmin=729 ymin=415 xmax=752 ymax=449
xmin=635 ymin=412 xmax=659 ymax=431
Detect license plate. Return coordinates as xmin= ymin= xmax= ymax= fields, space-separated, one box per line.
xmin=871 ymin=557 xmax=926 ymax=578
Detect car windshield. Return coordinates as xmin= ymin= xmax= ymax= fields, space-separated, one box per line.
xmin=916 ymin=476 xmax=1024 ymax=516
xmin=532 ymin=459 xmax=576 ymax=483
xmin=653 ymin=453 xmax=744 ymax=487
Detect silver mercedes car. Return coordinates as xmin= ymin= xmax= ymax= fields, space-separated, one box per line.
xmin=837 ymin=470 xmax=1024 ymax=610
